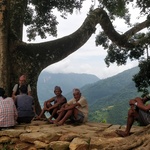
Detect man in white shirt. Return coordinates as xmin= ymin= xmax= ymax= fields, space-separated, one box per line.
xmin=52 ymin=88 xmax=88 ymax=126
xmin=12 ymin=75 xmax=31 ymax=99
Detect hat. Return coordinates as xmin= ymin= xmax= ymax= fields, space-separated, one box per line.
xmin=19 ymin=75 xmax=26 ymax=81
xmin=0 ymin=88 xmax=5 ymax=97
xmin=54 ymin=86 xmax=62 ymax=92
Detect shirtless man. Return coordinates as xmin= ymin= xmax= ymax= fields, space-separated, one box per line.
xmin=35 ymin=86 xmax=67 ymax=122
xmin=116 ymin=94 xmax=150 ymax=137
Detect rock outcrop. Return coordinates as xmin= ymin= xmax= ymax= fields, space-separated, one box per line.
xmin=0 ymin=120 xmax=149 ymax=150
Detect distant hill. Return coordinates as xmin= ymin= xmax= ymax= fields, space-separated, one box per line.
xmin=37 ymin=66 xmax=142 ymax=125
xmin=37 ymin=72 xmax=100 ymax=104
xmin=64 ymin=66 xmax=141 ymax=125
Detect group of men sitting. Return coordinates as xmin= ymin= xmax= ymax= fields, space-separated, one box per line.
xmin=34 ymin=86 xmax=88 ymax=126
xmin=0 ymin=75 xmax=89 ymax=130
xmin=1 ymin=74 xmax=150 ymax=138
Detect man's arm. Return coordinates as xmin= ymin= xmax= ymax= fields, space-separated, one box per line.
xmin=129 ymin=97 xmax=142 ymax=106
xmin=31 ymin=98 xmax=37 ymax=116
xmin=133 ymin=97 xmax=150 ymax=111
xmin=43 ymin=97 xmax=55 ymax=109
xmin=12 ymin=84 xmax=17 ymax=100
xmin=48 ymin=97 xmax=67 ymax=110
xmin=27 ymin=84 xmax=32 ymax=96
xmin=57 ymin=103 xmax=80 ymax=114
xmin=13 ymin=103 xmax=18 ymax=120
xmin=64 ymin=103 xmax=80 ymax=111
xmin=32 ymin=105 xmax=36 ymax=116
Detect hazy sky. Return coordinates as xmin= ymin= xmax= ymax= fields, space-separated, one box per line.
xmin=23 ymin=1 xmax=145 ymax=79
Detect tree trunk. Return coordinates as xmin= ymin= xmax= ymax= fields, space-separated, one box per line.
xmin=0 ymin=0 xmax=11 ymax=95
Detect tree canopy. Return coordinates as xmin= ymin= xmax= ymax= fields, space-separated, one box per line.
xmin=1 ymin=0 xmax=150 ymax=114
xmin=12 ymin=0 xmax=150 ymax=94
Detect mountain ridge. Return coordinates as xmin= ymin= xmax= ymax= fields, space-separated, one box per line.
xmin=37 ymin=66 xmax=140 ymax=125
xmin=37 ymin=72 xmax=100 ymax=103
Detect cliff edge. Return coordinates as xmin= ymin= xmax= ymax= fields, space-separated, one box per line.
xmin=0 ymin=120 xmax=148 ymax=150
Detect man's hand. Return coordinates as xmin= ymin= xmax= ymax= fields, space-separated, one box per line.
xmin=57 ymin=108 xmax=65 ymax=113
xmin=129 ymin=99 xmax=136 ymax=106
xmin=43 ymin=107 xmax=49 ymax=111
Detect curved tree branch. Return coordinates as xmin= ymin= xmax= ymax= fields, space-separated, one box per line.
xmin=10 ymin=8 xmax=150 ymax=114
xmin=124 ymin=20 xmax=150 ymax=39
xmin=15 ymin=8 xmax=150 ymax=70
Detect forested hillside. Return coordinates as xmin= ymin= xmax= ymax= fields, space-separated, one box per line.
xmin=84 ymin=66 xmax=142 ymax=125
xmin=65 ymin=66 xmax=141 ymax=125
xmin=37 ymin=67 xmax=143 ymax=125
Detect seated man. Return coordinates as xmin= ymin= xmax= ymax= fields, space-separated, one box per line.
xmin=116 ymin=94 xmax=150 ymax=137
xmin=0 ymin=88 xmax=18 ymax=129
xmin=14 ymin=85 xmax=35 ymax=124
xmin=35 ymin=86 xmax=67 ymax=122
xmin=12 ymin=75 xmax=31 ymax=100
xmin=53 ymin=88 xmax=88 ymax=126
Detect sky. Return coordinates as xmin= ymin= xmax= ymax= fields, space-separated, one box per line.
xmin=23 ymin=1 xmax=145 ymax=79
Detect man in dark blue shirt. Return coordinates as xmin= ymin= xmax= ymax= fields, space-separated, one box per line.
xmin=14 ymin=85 xmax=35 ymax=124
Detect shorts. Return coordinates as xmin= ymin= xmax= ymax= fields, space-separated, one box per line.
xmin=137 ymin=109 xmax=150 ymax=126
xmin=17 ymin=117 xmax=33 ymax=124
xmin=49 ymin=109 xmax=58 ymax=119
xmin=70 ymin=111 xmax=84 ymax=123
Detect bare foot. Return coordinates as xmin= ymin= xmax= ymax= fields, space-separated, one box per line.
xmin=56 ymin=121 xmax=64 ymax=126
xmin=47 ymin=119 xmax=54 ymax=124
xmin=115 ymin=130 xmax=129 ymax=137
xmin=53 ymin=120 xmax=58 ymax=124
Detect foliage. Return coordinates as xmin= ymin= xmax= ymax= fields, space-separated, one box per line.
xmin=5 ymin=0 xmax=150 ymax=112
xmin=16 ymin=0 xmax=84 ymax=40
xmin=94 ymin=0 xmax=150 ymax=93
xmin=133 ymin=58 xmax=150 ymax=95
xmin=136 ymin=0 xmax=150 ymax=13
xmin=83 ymin=67 xmax=141 ymax=124
xmin=99 ymin=0 xmax=129 ymax=18
xmin=9 ymin=0 xmax=150 ymax=91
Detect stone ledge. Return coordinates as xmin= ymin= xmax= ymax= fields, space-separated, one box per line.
xmin=0 ymin=120 xmax=146 ymax=150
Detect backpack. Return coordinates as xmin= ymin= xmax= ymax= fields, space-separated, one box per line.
xmin=15 ymin=84 xmax=28 ymax=95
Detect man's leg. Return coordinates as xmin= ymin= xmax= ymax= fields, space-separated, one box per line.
xmin=57 ymin=109 xmax=74 ymax=125
xmin=48 ymin=108 xmax=58 ymax=121
xmin=116 ymin=108 xmax=138 ymax=137
xmin=37 ymin=108 xmax=46 ymax=119
xmin=125 ymin=109 xmax=138 ymax=135
xmin=53 ymin=109 xmax=66 ymax=124
xmin=73 ymin=109 xmax=84 ymax=123
xmin=36 ymin=102 xmax=52 ymax=119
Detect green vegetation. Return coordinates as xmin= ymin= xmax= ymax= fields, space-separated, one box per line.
xmin=84 ymin=67 xmax=142 ymax=125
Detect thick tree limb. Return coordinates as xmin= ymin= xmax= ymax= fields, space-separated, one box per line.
xmin=10 ymin=8 xmax=150 ymax=114
xmin=15 ymin=8 xmax=150 ymax=71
